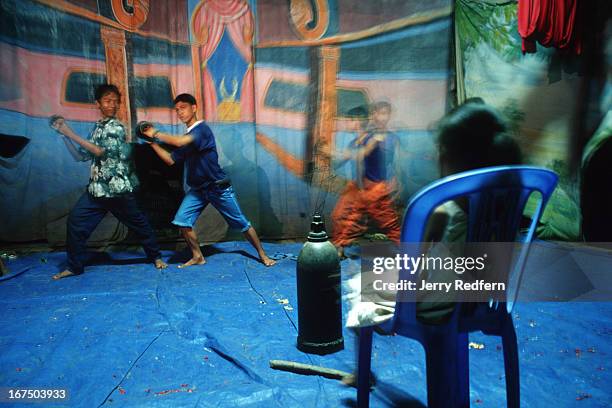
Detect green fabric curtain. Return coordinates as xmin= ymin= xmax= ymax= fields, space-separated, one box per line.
xmin=455 ymin=0 xmax=581 ymax=241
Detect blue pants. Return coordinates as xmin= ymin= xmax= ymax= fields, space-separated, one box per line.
xmin=172 ymin=186 xmax=251 ymax=232
xmin=66 ymin=192 xmax=161 ymax=275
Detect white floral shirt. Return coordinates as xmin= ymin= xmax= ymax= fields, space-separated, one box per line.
xmin=79 ymin=118 xmax=139 ymax=197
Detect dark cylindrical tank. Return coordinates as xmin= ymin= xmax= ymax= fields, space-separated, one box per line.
xmin=296 ymin=213 xmax=344 ymax=354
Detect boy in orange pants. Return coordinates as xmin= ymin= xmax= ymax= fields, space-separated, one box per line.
xmin=331 ymin=102 xmax=401 ymax=258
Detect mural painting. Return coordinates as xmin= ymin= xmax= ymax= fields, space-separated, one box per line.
xmin=0 ymin=0 xmax=452 ymax=245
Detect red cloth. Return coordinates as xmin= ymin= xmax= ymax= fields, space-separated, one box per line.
xmin=518 ymin=0 xmax=582 ymax=54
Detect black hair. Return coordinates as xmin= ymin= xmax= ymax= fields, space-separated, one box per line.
xmin=173 ymin=93 xmax=197 ymax=106
xmin=447 ymin=97 xmax=485 ymax=115
xmin=347 ymin=106 xmax=368 ymax=118
xmin=437 ymin=104 xmax=522 ymax=175
xmin=347 ymin=105 xmax=369 ymax=127
xmin=94 ymin=84 xmax=121 ymax=102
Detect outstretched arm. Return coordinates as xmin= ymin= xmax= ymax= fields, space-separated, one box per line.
xmin=359 ymin=133 xmax=384 ymax=158
xmin=52 ymin=118 xmax=104 ymax=157
xmin=333 ymin=147 xmax=355 ymax=162
xmin=326 ymin=148 xmax=354 ymax=169
xmin=61 ymin=136 xmax=88 ymax=161
xmin=142 ymin=125 xmax=193 ymax=147
xmin=325 ymin=131 xmax=367 ymax=168
xmin=150 ymin=143 xmax=175 ymax=166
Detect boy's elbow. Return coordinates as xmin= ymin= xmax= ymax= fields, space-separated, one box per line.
xmin=93 ymin=148 xmax=106 ymax=157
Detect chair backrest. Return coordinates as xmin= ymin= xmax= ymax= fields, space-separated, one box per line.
xmin=393 ymin=166 xmax=558 ymax=324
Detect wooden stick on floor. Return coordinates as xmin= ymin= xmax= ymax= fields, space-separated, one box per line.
xmin=269 ymin=359 xmax=353 ymax=382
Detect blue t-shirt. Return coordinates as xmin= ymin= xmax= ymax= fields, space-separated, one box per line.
xmin=362 ymin=131 xmax=399 ymax=182
xmin=171 ymin=121 xmax=227 ymax=191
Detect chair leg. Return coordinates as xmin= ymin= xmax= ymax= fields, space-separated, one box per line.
xmin=456 ymin=333 xmax=470 ymax=408
xmin=502 ymin=318 xmax=520 ymax=408
xmin=425 ymin=333 xmax=460 ymax=408
xmin=357 ymin=326 xmax=374 ymax=408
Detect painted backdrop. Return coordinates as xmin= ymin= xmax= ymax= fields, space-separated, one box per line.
xmin=0 ymin=0 xmax=452 ymax=244
xmin=455 ymin=0 xmax=583 ymax=240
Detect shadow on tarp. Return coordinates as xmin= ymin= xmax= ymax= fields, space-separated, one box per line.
xmin=50 ymin=245 xmax=262 ymax=270
xmin=167 ymin=244 xmax=260 ymax=264
xmin=0 ymin=242 xmax=610 ymax=407
xmin=340 ymin=380 xmax=427 ymax=407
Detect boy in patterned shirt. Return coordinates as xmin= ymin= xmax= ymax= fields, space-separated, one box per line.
xmin=51 ymin=84 xmax=167 ymax=279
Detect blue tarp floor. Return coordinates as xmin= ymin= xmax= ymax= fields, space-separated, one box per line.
xmin=0 ymin=241 xmax=610 ymax=407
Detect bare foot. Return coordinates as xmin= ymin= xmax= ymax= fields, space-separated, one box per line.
xmin=52 ymin=270 xmax=76 ymax=280
xmin=260 ymin=254 xmax=276 ymax=267
xmin=178 ymin=257 xmax=206 ymax=268
xmin=154 ymin=259 xmax=168 ymax=269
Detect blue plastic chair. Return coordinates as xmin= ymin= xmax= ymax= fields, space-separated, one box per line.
xmin=356 ymin=166 xmax=558 ymax=408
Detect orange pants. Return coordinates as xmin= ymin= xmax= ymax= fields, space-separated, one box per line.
xmin=332 ymin=179 xmax=401 ymax=247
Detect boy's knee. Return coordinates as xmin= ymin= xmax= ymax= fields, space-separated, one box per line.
xmin=67 ymin=213 xmax=87 ymax=232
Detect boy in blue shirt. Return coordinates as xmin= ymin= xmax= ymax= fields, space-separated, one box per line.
xmin=144 ymin=93 xmax=275 ymax=267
